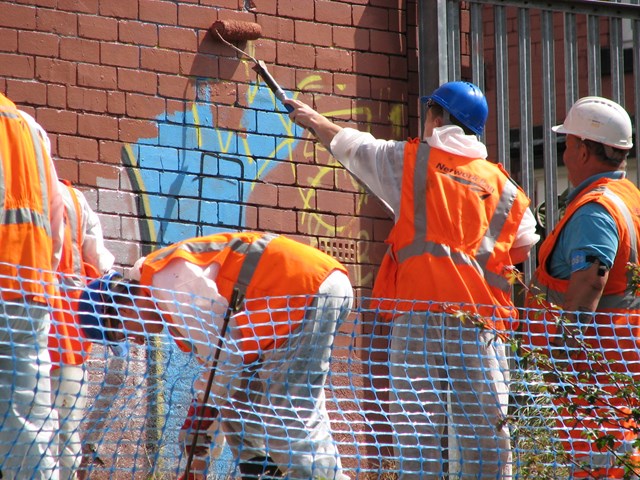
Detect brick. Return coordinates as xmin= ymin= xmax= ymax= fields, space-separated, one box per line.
xmin=0 ymin=53 xmax=35 ymax=79
xmin=182 ymin=52 xmax=218 ymax=78
xmin=297 ymin=211 xmax=335 ymax=234
xmin=0 ymin=3 xmax=36 ymax=29
xmin=141 ymin=47 xmax=179 ymax=73
xmin=317 ymin=189 xmax=354 ymax=215
xmin=249 ymin=182 xmax=278 ymax=207
xmin=333 ymin=72 xmax=369 ymax=97
xmin=125 ymin=93 xmax=166 ymax=120
xmin=352 ymin=51 xmax=389 ymax=77
xmin=353 ymin=5 xmax=390 ymax=30
xmin=178 ymin=4 xmax=218 ymax=29
xmin=99 ymin=2 xmax=138 ymax=20
xmin=370 ymin=30 xmax=404 ymax=55
xmin=78 ymin=15 xmax=118 ymax=41
xmin=118 ymin=118 xmax=158 ymax=143
xmin=79 ymin=113 xmax=119 ymax=140
xmin=278 ymin=42 xmax=315 ymax=69
xmin=38 ymin=108 xmax=77 ymax=134
xmin=159 ymin=73 xmax=194 ymax=100
xmin=119 ymin=20 xmax=158 ymax=47
xmin=55 ymin=158 xmax=79 ymax=183
xmin=99 ymin=140 xmax=125 ymax=165
xmin=0 ymin=28 xmax=18 ymax=52
xmin=297 ymin=163 xmax=334 ymax=189
xmin=140 ymin=0 xmax=178 ymax=25
xmin=60 ymin=37 xmax=100 ymax=62
xmin=158 ymin=26 xmax=198 ymax=52
xmin=58 ymin=0 xmax=98 ymax=14
xmin=295 ymin=20 xmax=332 ymax=46
xmin=35 ymin=57 xmax=76 ymax=85
xmin=80 ymin=162 xmax=121 ymax=191
xmin=258 ymin=206 xmax=297 ymax=233
xmin=278 ymin=184 xmax=316 ymax=210
xmin=117 ymin=68 xmax=157 ymax=95
xmin=316 ymin=1 xmax=351 ymax=26
xmin=78 ymin=63 xmax=116 ymax=89
xmin=47 ymin=84 xmax=67 ymax=109
xmin=18 ymin=31 xmax=59 ymax=57
xmin=101 ymin=42 xmax=139 ymax=68
xmin=277 ymin=0 xmax=315 ymax=21
xmin=259 ymin=15 xmax=294 ymax=42
xmin=36 ymin=9 xmax=77 ymax=36
xmin=107 ymin=91 xmax=126 ymax=115
xmin=294 ymin=68 xmax=333 ymax=95
xmin=58 ymin=134 xmax=98 ymax=161
xmin=315 ymin=47 xmax=353 ymax=73
xmin=333 ymin=26 xmax=369 ymax=50
xmin=389 ymin=55 xmax=408 ymax=80
xmin=6 ymin=79 xmax=47 ymax=105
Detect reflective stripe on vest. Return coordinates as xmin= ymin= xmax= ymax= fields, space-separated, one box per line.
xmin=146 ymin=233 xmax=277 ymax=298
xmin=396 ymin=142 xmax=516 ymax=294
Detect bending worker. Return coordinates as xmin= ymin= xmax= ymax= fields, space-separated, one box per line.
xmin=524 ymin=96 xmax=640 ymax=478
xmin=77 ymin=231 xmax=353 ymax=480
xmin=285 ymin=82 xmax=539 ymax=478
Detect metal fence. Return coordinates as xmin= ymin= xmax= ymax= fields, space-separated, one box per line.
xmin=419 ymin=0 xmax=640 ymax=279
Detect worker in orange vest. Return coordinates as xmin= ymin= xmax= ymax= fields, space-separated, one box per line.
xmin=77 ymin=232 xmax=353 ymax=480
xmin=17 ymin=109 xmax=117 ymax=480
xmin=524 ymin=97 xmax=640 ymax=478
xmin=0 ymin=93 xmax=65 ymax=479
xmin=285 ymin=83 xmax=540 ymax=478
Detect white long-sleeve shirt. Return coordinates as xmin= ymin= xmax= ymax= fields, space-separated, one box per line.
xmin=330 ymin=125 xmax=540 ymax=249
xmin=129 ymin=258 xmax=245 ymax=404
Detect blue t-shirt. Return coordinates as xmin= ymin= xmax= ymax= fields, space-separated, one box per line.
xmin=548 ymin=172 xmax=623 ymax=279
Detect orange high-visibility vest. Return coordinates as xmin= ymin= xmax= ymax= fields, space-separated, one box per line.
xmin=139 ymin=232 xmax=348 ymax=363
xmin=49 ymin=181 xmax=99 ymax=367
xmin=0 ymin=94 xmax=56 ymax=302
xmin=525 ymin=176 xmax=640 ymax=473
xmin=371 ymin=139 xmax=530 ymax=330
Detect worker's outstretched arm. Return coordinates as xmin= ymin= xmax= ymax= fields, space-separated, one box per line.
xmin=284 ymin=98 xmax=342 ymax=150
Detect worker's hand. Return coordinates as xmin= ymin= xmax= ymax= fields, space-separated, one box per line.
xmin=283 ymin=98 xmax=320 ymax=130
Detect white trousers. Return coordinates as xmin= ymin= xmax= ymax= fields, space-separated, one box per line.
xmin=0 ymin=300 xmax=59 ymax=480
xmin=388 ymin=312 xmax=512 ymax=479
xmin=50 ymin=365 xmax=88 ymax=480
xmin=220 ymin=271 xmax=354 ymax=480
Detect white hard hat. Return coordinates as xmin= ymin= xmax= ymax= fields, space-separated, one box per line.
xmin=552 ymin=96 xmax=633 ymax=150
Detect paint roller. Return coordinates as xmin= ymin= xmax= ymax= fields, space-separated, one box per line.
xmin=210 ymin=20 xmax=294 ymax=113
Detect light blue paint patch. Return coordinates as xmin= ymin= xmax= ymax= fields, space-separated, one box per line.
xmin=163 ymin=221 xmax=199 ymax=241
xmin=179 ymin=198 xmax=201 ymax=222
xmin=218 ymin=203 xmax=242 ymax=227
xmin=184 ymin=103 xmax=214 ymax=126
xmin=200 ymin=225 xmax=239 ymax=236
xmin=159 ymin=124 xmax=199 ymax=149
xmin=241 ymin=109 xmax=257 ymax=133
xmin=180 ymin=150 xmax=207 ymax=176
xmin=199 ymin=127 xmax=239 ymax=156
xmin=159 ymin=171 xmax=200 ymax=197
xmin=239 ymin=132 xmax=277 ymax=159
xmin=138 ymin=145 xmax=179 ymax=171
xmin=202 ymin=177 xmax=241 ymax=202
xmin=257 ymin=110 xmax=290 ymax=136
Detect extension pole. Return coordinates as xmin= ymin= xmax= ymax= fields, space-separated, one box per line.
xmin=184 ymin=289 xmax=240 ymax=478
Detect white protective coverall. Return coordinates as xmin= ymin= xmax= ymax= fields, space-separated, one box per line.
xmin=330 ymin=126 xmax=540 ymax=478
xmin=52 ymin=184 xmax=115 ymax=480
xmin=128 ymin=256 xmax=354 ymax=480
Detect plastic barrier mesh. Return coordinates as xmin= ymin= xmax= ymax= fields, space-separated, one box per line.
xmin=1 ymin=267 xmax=639 ymax=479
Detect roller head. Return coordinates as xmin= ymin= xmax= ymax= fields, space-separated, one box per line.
xmin=210 ymin=20 xmax=262 ymax=42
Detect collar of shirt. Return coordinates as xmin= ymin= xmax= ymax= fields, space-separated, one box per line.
xmin=425 ymin=125 xmax=488 ymax=159
xmin=567 ymin=170 xmax=626 ymax=203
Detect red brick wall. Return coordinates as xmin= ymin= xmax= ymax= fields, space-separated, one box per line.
xmin=0 ymin=1 xmax=419 ymax=300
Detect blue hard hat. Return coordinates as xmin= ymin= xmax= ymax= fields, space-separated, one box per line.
xmin=422 ymin=81 xmax=489 ymax=135
xmin=78 ymin=271 xmax=127 ymax=353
